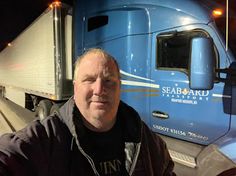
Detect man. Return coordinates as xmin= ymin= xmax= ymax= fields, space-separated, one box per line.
xmin=0 ymin=48 xmax=175 ymax=176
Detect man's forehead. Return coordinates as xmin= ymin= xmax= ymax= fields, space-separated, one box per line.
xmin=81 ymin=66 xmax=116 ymax=77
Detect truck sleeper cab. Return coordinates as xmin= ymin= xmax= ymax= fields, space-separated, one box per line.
xmin=74 ymin=0 xmax=236 ymax=175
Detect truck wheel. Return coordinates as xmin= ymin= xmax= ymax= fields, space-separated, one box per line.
xmin=50 ymin=103 xmax=62 ymax=116
xmin=35 ymin=100 xmax=52 ymax=120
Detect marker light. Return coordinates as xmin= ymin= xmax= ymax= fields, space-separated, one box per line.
xmin=49 ymin=1 xmax=61 ymax=9
xmin=212 ymin=8 xmax=224 ymax=18
xmin=7 ymin=43 xmax=12 ymax=47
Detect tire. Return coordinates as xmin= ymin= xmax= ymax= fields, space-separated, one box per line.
xmin=35 ymin=99 xmax=52 ymax=120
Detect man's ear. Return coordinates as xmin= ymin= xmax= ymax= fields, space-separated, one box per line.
xmin=73 ymin=80 xmax=78 ymax=97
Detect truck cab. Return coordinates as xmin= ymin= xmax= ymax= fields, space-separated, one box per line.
xmin=73 ymin=0 xmax=236 ymax=175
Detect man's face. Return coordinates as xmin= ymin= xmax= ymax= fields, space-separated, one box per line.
xmin=73 ymin=53 xmax=120 ymax=131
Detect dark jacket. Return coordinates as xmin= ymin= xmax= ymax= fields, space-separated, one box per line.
xmin=0 ymin=98 xmax=175 ymax=176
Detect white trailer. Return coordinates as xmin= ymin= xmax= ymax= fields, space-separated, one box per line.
xmin=0 ymin=3 xmax=73 ymax=119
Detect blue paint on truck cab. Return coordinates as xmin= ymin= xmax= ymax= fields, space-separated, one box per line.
xmin=74 ymin=0 xmax=236 ymax=174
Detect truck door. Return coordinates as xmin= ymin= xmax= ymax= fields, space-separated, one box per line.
xmin=150 ymin=29 xmax=231 ymax=145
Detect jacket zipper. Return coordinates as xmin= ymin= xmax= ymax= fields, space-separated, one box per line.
xmin=129 ymin=143 xmax=141 ymax=175
xmin=72 ymin=135 xmax=100 ymax=176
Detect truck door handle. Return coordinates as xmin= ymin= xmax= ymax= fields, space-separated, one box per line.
xmin=152 ymin=111 xmax=169 ymax=119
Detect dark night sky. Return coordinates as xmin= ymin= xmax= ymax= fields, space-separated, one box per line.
xmin=0 ymin=0 xmax=73 ymax=51
xmin=0 ymin=0 xmax=235 ymax=52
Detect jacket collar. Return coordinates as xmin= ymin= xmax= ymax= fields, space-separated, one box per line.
xmin=59 ymin=97 xmax=142 ymax=143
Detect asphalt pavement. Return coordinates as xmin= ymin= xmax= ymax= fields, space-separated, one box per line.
xmin=0 ymin=97 xmax=35 ymax=136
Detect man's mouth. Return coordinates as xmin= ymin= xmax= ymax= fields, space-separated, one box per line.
xmin=91 ymin=100 xmax=108 ymax=105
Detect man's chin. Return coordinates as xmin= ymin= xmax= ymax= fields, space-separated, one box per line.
xmin=90 ymin=105 xmax=107 ymax=114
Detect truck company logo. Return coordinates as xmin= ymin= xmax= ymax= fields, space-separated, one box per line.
xmin=119 ymin=71 xmax=231 ymax=103
xmin=162 ymin=85 xmax=209 ymax=105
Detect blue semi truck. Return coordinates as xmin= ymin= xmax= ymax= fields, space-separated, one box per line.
xmin=0 ymin=0 xmax=235 ymax=175
xmin=74 ymin=0 xmax=236 ymax=175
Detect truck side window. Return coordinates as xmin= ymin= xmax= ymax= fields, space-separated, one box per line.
xmin=88 ymin=16 xmax=108 ymax=32
xmin=156 ymin=30 xmax=208 ymax=71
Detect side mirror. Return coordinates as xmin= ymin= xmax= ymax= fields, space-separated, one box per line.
xmin=190 ymin=37 xmax=215 ymax=90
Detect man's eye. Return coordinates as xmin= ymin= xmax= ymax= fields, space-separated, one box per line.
xmin=83 ymin=78 xmax=95 ymax=83
xmin=104 ymin=79 xmax=116 ymax=85
xmin=105 ymin=79 xmax=112 ymax=83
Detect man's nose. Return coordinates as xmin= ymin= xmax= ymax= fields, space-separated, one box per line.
xmin=93 ymin=79 xmax=104 ymax=95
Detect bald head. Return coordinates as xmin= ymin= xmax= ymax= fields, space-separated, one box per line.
xmin=73 ymin=48 xmax=120 ymax=81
